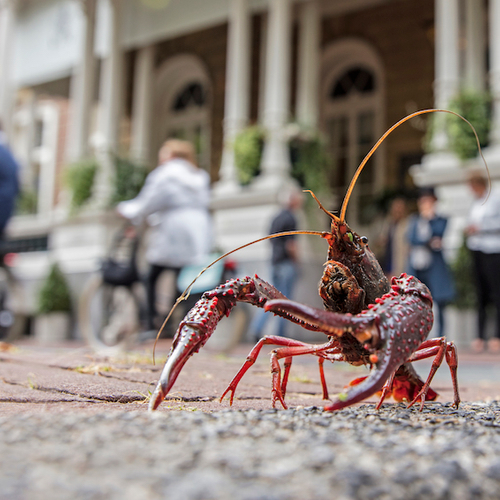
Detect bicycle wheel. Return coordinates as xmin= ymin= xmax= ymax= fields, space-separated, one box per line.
xmin=79 ymin=274 xmax=139 ymax=353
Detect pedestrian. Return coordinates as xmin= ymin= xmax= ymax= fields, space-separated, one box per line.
xmin=465 ymin=171 xmax=500 ymax=353
xmin=375 ymin=196 xmax=410 ymax=279
xmin=0 ymin=140 xmax=20 ymax=246
xmin=407 ymin=187 xmax=455 ymax=338
xmin=117 ymin=139 xmax=212 ymax=335
xmin=250 ymin=189 xmax=303 ymax=341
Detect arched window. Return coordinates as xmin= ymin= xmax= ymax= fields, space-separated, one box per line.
xmin=155 ymin=56 xmax=211 ymax=171
xmin=166 ymin=80 xmax=209 ymax=169
xmin=321 ymin=41 xmax=384 ymax=227
xmin=172 ymin=82 xmax=206 ymax=111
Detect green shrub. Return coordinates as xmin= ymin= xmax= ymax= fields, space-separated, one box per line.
xmin=66 ymin=159 xmax=98 ymax=211
xmin=447 ymin=90 xmax=491 ymax=160
xmin=234 ymin=126 xmax=265 ymax=185
xmin=37 ymin=263 xmax=72 ymax=314
xmin=110 ymin=156 xmax=148 ymax=205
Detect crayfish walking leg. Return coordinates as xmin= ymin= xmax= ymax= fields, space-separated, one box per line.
xmin=220 ymin=337 xmax=339 ymax=408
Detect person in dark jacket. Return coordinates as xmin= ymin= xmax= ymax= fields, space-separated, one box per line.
xmin=249 ymin=189 xmax=303 ymax=340
xmin=0 ymin=142 xmax=19 ymax=242
xmin=407 ymin=187 xmax=455 ymax=338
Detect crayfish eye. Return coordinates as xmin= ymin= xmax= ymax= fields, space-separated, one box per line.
xmin=361 ymin=236 xmax=368 ymax=244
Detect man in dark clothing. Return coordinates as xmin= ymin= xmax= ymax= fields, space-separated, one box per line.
xmin=0 ymin=142 xmax=19 ymax=241
xmin=250 ymin=190 xmax=303 ymax=339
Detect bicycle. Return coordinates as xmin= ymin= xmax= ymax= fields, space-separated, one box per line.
xmin=0 ymin=252 xmax=27 ymax=341
xmin=78 ymin=228 xmax=248 ymax=353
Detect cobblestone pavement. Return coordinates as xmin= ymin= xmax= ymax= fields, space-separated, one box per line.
xmin=1 ymin=339 xmax=500 ymax=499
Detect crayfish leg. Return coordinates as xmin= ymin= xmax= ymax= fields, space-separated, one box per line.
xmin=375 ymin=371 xmax=396 ymax=410
xmin=407 ymin=338 xmax=460 ymax=410
xmin=318 ymin=357 xmax=329 ymax=400
xmin=220 ymin=337 xmax=336 ymax=408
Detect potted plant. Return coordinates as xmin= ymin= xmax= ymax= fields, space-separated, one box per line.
xmin=34 ymin=262 xmax=72 ymax=344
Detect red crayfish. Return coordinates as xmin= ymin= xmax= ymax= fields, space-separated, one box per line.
xmin=149 ymin=109 xmax=482 ymax=412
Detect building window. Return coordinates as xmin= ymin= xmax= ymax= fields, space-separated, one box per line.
xmin=156 ymin=55 xmax=212 ymax=172
xmin=324 ymin=65 xmax=380 ymax=225
xmin=172 ymin=82 xmax=206 ymax=111
xmin=163 ymin=80 xmax=210 ymax=171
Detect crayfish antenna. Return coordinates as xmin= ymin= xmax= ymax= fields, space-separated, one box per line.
xmin=304 ymin=189 xmax=341 ymax=222
xmin=339 ymin=108 xmax=490 ymax=222
xmin=151 ymin=229 xmax=327 ymax=363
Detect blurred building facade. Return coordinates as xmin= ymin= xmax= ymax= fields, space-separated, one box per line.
xmin=0 ymin=0 xmax=494 ymax=337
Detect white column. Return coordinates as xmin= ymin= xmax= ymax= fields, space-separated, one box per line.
xmin=464 ymin=0 xmax=485 ymax=91
xmin=95 ymin=0 xmax=123 ymax=205
xmin=71 ymin=0 xmax=97 ymax=160
xmin=258 ymin=13 xmax=268 ymax=123
xmin=296 ymin=0 xmax=320 ymax=129
xmin=258 ymin=0 xmax=292 ymax=187
xmin=490 ymin=0 xmax=500 ymax=145
xmin=131 ymin=44 xmax=154 ymax=166
xmin=215 ymin=0 xmax=251 ymax=193
xmin=432 ymin=0 xmax=460 ymax=151
xmin=0 ymin=0 xmax=16 ymax=137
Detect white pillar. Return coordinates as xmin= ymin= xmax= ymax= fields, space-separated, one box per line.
xmin=71 ymin=0 xmax=97 ymax=160
xmin=258 ymin=0 xmax=292 ymax=187
xmin=296 ymin=0 xmax=320 ymax=129
xmin=0 ymin=0 xmax=16 ymax=138
xmin=215 ymin=0 xmax=251 ymax=193
xmin=432 ymin=0 xmax=460 ymax=151
xmin=464 ymin=0 xmax=485 ymax=92
xmin=131 ymin=44 xmax=154 ymax=166
xmin=490 ymin=0 xmax=500 ymax=145
xmin=95 ymin=0 xmax=123 ymax=205
xmin=258 ymin=13 xmax=268 ymax=123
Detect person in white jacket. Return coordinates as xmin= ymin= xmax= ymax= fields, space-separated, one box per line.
xmin=117 ymin=139 xmax=212 ymax=333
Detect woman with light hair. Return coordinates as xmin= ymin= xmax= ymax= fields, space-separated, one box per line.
xmin=117 ymin=139 xmax=212 ymax=334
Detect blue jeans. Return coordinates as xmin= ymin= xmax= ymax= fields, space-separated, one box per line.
xmin=251 ymin=260 xmax=298 ymax=338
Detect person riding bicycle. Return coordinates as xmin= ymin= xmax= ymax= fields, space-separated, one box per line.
xmin=116 ymin=139 xmax=212 ymax=335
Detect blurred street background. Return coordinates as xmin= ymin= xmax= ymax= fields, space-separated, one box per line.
xmin=0 ymin=0 xmax=499 ymax=369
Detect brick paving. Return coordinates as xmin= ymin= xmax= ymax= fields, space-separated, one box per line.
xmin=1 ymin=338 xmax=499 ymax=416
